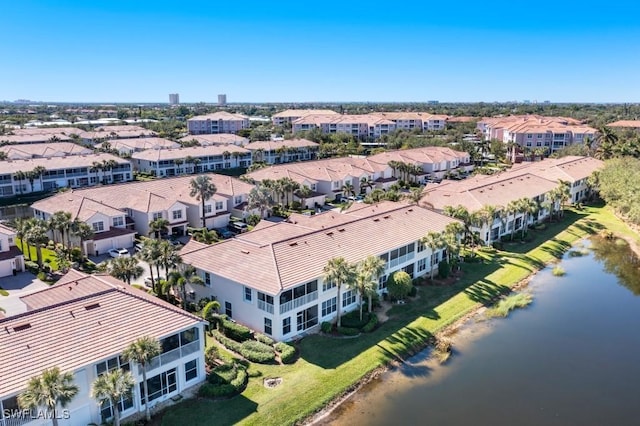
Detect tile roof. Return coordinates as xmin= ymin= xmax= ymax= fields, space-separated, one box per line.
xmin=188 ymin=112 xmax=249 ymax=121
xmin=510 ymin=156 xmax=603 ymax=182
xmin=607 ymin=120 xmax=640 ymax=128
xmin=0 ymin=223 xmax=16 ymax=236
xmin=96 ymin=137 xmax=180 ymax=151
xmin=368 ymin=146 xmax=469 ymax=165
xmin=272 ymin=109 xmax=339 ymax=118
xmin=1 ymin=270 xmax=204 ymax=396
xmin=0 ymin=246 xmax=22 ymax=262
xmin=179 ymin=134 xmax=249 ymax=146
xmin=130 ymin=144 xmax=250 ymax=161
xmin=180 ymin=201 xmax=458 ymax=295
xmin=0 ymin=153 xmax=129 ymax=174
xmin=0 ymin=142 xmax=93 ymax=159
xmin=245 ymin=138 xmax=319 ymax=151
xmin=31 ymin=173 xmax=254 ymax=216
xmin=91 ymin=226 xmax=136 ymax=241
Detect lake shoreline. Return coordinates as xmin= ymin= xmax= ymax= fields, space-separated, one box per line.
xmin=305 ymin=207 xmax=640 ymax=426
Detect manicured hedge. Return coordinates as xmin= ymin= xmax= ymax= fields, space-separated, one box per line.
xmin=239 ymin=340 xmax=276 ymax=363
xmin=199 ymin=363 xmax=247 ymax=399
xmin=362 ymin=313 xmax=378 ymax=333
xmin=321 ymin=321 xmax=333 ymax=333
xmin=220 ymin=319 xmax=253 ymax=342
xmin=337 ymin=326 xmax=360 ymax=336
xmin=213 ymin=330 xmax=242 ymax=353
xmin=274 ymin=342 xmax=297 ymax=364
xmin=255 ymin=333 xmax=275 ymax=346
xmin=204 ymin=345 xmax=219 ymax=369
xmin=340 ymin=310 xmax=370 ymax=329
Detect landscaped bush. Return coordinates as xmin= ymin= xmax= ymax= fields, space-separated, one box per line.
xmin=199 ymin=363 xmax=247 ymax=399
xmin=492 ymin=241 xmax=504 ymax=250
xmin=362 ymin=313 xmax=378 ymax=333
xmin=36 ymin=271 xmax=47 ymax=281
xmin=220 ymin=318 xmax=253 ymax=342
xmin=246 ymin=214 xmax=261 ymax=227
xmin=239 ymin=340 xmax=276 ymax=363
xmin=213 ymin=330 xmax=242 ymax=353
xmin=387 ymin=271 xmax=413 ymax=300
xmin=321 ymin=321 xmax=333 ymax=333
xmin=204 ymin=345 xmax=220 ymax=370
xmin=340 ymin=310 xmax=370 ymax=329
xmin=25 ymin=261 xmax=39 ymax=274
xmin=254 ymin=333 xmax=275 ymax=346
xmin=408 ymin=285 xmax=418 ymax=297
xmin=438 ymin=260 xmax=450 ymax=279
xmin=337 ymin=326 xmax=360 ymax=336
xmin=0 ymin=288 xmax=8 ymax=297
xmin=274 ymin=342 xmax=297 ymax=364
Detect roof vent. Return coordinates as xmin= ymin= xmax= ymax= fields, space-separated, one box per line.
xmin=13 ymin=323 xmax=32 ymax=332
xmin=289 ymin=242 xmax=298 ymax=247
xmin=338 ymin=228 xmax=345 ymax=232
xmin=84 ymin=303 xmax=100 ymax=310
xmin=241 ymin=249 xmax=250 ymax=254
xmin=326 ymin=231 xmax=334 ymax=236
xmin=383 ymin=215 xmax=390 ymax=219
xmin=373 ymin=218 xmax=380 ymax=222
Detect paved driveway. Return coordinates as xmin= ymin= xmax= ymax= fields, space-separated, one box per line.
xmin=0 ymin=272 xmax=48 ymax=317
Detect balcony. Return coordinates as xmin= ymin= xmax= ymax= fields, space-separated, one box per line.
xmin=279 ymin=291 xmax=318 ymax=314
xmin=257 ymin=299 xmax=274 ymax=314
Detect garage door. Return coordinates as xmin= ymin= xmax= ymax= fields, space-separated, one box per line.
xmin=0 ymin=259 xmax=13 ymax=277
xmin=113 ymin=234 xmax=134 ymax=249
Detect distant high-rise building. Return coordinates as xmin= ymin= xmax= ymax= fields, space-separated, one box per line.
xmin=218 ymin=94 xmax=227 ymax=106
xmin=169 ymin=93 xmax=180 ymax=105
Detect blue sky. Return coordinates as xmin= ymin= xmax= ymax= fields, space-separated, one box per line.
xmin=2 ymin=0 xmax=640 ymax=103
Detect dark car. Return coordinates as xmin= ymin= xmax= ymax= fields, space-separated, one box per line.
xmin=215 ymin=228 xmax=235 ymax=239
xmin=229 ymin=221 xmax=249 ymax=234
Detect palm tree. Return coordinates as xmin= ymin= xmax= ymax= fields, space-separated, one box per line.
xmin=70 ymin=219 xmax=94 ymax=257
xmin=341 ymin=182 xmax=356 ymax=199
xmin=478 ymin=204 xmax=498 ymax=245
xmin=25 ymin=219 xmax=49 ymax=268
xmin=359 ymin=176 xmax=374 ymax=194
xmin=105 ymin=256 xmax=144 ymax=285
xmin=48 ymin=211 xmax=72 ymax=246
xmin=91 ymin=368 xmax=135 ymax=426
xmin=14 ymin=170 xmax=27 ymax=195
xmin=517 ymin=198 xmax=539 ymax=239
xmin=505 ymin=200 xmax=520 ymax=241
xmin=173 ymin=158 xmax=184 ymax=175
xmin=357 ymin=255 xmax=386 ymax=318
xmin=595 ymin=126 xmax=618 ymax=160
xmin=148 ymin=218 xmax=170 ymax=239
xmin=158 ymin=239 xmax=182 ymax=278
xmin=138 ymin=238 xmax=161 ymax=292
xmin=14 ymin=217 xmax=29 ymax=257
xmin=323 ymin=257 xmax=356 ymax=328
xmin=556 ymin=180 xmax=572 ymax=218
xmin=167 ymin=265 xmax=203 ymax=310
xmin=421 ymin=232 xmax=444 ymax=280
xmin=443 ymin=222 xmax=464 ymax=264
xmin=189 ymin=175 xmax=217 ymax=228
xmin=248 ymin=186 xmax=274 ymax=218
xmin=121 ymin=337 xmax=162 ymax=423
xmin=18 ymin=367 xmax=79 ymax=426
xmin=405 ymin=186 xmax=424 ymax=205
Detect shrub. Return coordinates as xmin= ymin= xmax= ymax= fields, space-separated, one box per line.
xmin=239 ymin=340 xmax=276 ymax=363
xmin=337 ymin=326 xmax=359 ymax=336
xmin=340 ymin=310 xmax=370 ymax=329
xmin=408 ymin=285 xmax=418 ymax=297
xmin=25 ymin=261 xmax=39 ymax=274
xmin=198 ymin=297 xmax=213 ymax=311
xmin=204 ymin=345 xmax=220 ymax=369
xmin=37 ymin=271 xmax=47 ymax=281
xmin=275 ymin=342 xmax=297 ymax=364
xmin=199 ymin=383 xmax=236 ymax=398
xmin=492 ymin=241 xmax=504 ymax=250
xmin=254 ymin=333 xmax=275 ymax=347
xmin=213 ymin=330 xmax=242 ymax=353
xmin=221 ymin=319 xmax=253 ymax=342
xmin=362 ymin=313 xmax=378 ymax=333
xmin=0 ymin=288 xmax=9 ymax=297
xmin=438 ymin=260 xmax=450 ymax=279
xmin=246 ymin=214 xmax=261 ymax=227
xmin=486 ymin=293 xmax=533 ymax=318
xmin=387 ymin=271 xmax=413 ymax=300
xmin=321 ymin=321 xmax=333 ymax=333
xmin=291 ymin=200 xmax=302 ymax=210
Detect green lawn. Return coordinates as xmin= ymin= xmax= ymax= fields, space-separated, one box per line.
xmin=160 ymin=203 xmax=636 ymax=426
xmin=16 ymin=239 xmax=59 ymax=271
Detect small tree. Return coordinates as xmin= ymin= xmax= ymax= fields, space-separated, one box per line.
xmin=387 ymin=271 xmax=413 ymax=301
xmin=91 ymin=369 xmax=135 ymax=426
xmin=18 ymin=367 xmax=79 ymax=426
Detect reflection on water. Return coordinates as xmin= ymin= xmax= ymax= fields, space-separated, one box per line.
xmin=321 ymin=238 xmax=640 ymax=426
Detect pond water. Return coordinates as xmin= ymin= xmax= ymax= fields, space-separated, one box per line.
xmin=320 ymin=237 xmax=640 ymax=426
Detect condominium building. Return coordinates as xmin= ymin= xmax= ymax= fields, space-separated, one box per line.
xmin=187 ymin=112 xmax=249 ymax=135
xmin=32 ymin=173 xmax=256 ymax=240
xmin=0 ymin=142 xmax=93 ymax=159
xmin=0 ymin=153 xmax=132 ymax=198
xmin=218 ymin=94 xmax=227 ymax=106
xmin=131 ymin=145 xmax=252 ymax=177
xmin=95 ymin=137 xmax=180 ymax=156
xmin=169 ymin=93 xmax=180 ymax=105
xmin=607 ymin=120 xmax=640 ymax=131
xmin=0 ymin=270 xmax=206 ymax=426
xmin=80 ymin=125 xmax=157 ymax=145
xmin=272 ymin=109 xmax=339 ymax=127
xmin=245 ymin=139 xmax=319 ymax=164
xmin=179 ymin=201 xmax=459 ymax=341
xmin=179 ymin=134 xmax=249 ymax=147
xmin=292 ymin=114 xmax=396 ymax=140
xmin=0 ymin=127 xmax=84 ymax=145
xmin=372 ymin=112 xmax=449 ymax=131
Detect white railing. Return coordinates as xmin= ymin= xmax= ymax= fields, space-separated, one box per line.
xmin=257 ymin=299 xmax=274 ymax=314
xmin=279 ymin=291 xmax=318 ymax=314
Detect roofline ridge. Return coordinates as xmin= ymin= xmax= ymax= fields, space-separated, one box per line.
xmin=115 ymin=285 xmax=206 ymax=323
xmin=269 ymin=243 xmax=284 ymax=292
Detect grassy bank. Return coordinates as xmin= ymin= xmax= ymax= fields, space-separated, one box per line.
xmin=160 ymin=203 xmax=636 ymax=426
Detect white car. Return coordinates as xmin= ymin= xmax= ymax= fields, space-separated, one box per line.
xmin=108 ymin=248 xmax=130 ymax=258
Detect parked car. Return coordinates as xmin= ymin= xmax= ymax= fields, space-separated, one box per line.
xmin=108 ymin=248 xmax=130 ymax=258
xmin=135 ymin=243 xmax=144 ymax=252
xmin=215 ymin=228 xmax=235 ymax=239
xmin=229 ymin=221 xmax=249 ymax=234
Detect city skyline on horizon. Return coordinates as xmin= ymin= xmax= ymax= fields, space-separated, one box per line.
xmin=2 ymin=1 xmax=640 ymax=104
